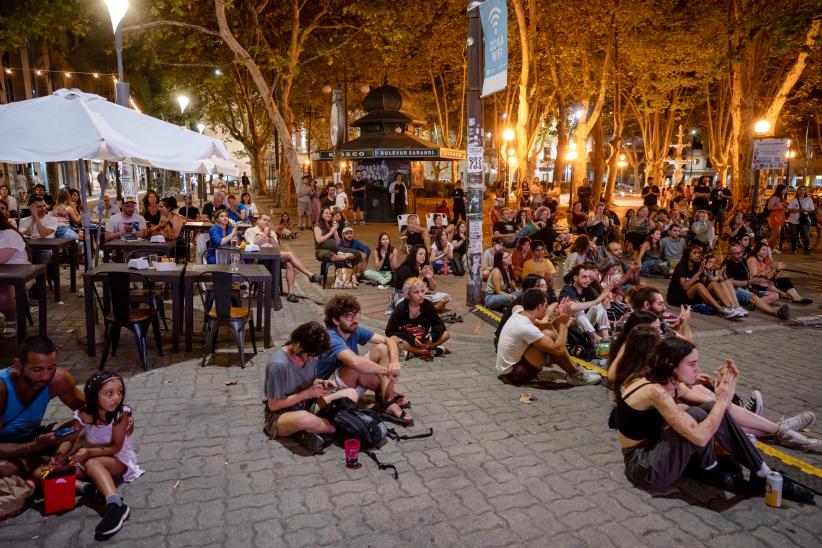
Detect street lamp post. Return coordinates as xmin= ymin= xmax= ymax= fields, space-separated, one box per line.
xmin=751 ymin=118 xmax=771 ymax=216
xmin=501 ymin=128 xmax=514 ymax=205
xmin=104 ymin=0 xmax=130 ymax=108
xmin=786 ymin=149 xmax=796 ymax=187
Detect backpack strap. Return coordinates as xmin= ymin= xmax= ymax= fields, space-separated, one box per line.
xmin=386 ymin=427 xmax=434 ymax=442
xmin=363 ymin=450 xmax=398 ymax=480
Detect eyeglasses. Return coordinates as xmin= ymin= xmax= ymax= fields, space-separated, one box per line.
xmin=342 ymin=312 xmax=359 ymax=320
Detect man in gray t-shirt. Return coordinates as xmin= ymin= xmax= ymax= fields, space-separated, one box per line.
xmin=660 ymin=225 xmax=686 ymax=268
xmin=263 ymin=321 xmax=360 ymax=453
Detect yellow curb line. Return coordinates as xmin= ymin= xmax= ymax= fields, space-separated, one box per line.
xmin=572 ymin=358 xmax=822 ymax=481
xmin=473 ymin=305 xmax=502 ymax=322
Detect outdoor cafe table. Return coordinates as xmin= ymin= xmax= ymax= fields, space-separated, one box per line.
xmin=101 ymin=238 xmax=177 ymax=262
xmin=182 ymin=221 xmax=212 ymax=263
xmin=83 ymin=263 xmax=185 ymax=357
xmin=0 ymin=264 xmax=48 ymax=342
xmin=183 ymin=264 xmax=272 ymax=352
xmin=27 ymin=237 xmax=78 ymax=302
xmin=239 ymin=246 xmax=283 ymax=311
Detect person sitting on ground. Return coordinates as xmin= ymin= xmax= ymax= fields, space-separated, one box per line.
xmin=511 ymin=237 xmax=532 ymax=282
xmin=340 ymin=226 xmax=370 ymax=282
xmin=699 ymin=253 xmax=751 ymax=318
xmin=724 ymin=211 xmax=752 ymax=243
xmin=402 ymin=213 xmax=431 ymax=252
xmin=19 ymin=196 xmax=59 ymax=239
xmin=312 ymin=207 xmax=361 ymax=266
xmin=317 ymin=295 xmax=412 ymax=426
xmin=666 ymin=245 xmax=741 ymax=319
xmin=276 ymin=212 xmax=296 ymax=239
xmin=386 ymin=277 xmax=450 ymax=360
xmin=390 ymin=245 xmax=451 ymax=314
xmin=689 ymin=209 xmax=715 ymax=249
xmin=613 ymin=287 xmax=693 ymax=342
xmin=263 ymin=321 xmax=360 ymax=452
xmin=563 ymin=235 xmax=597 ymax=273
xmin=659 ymin=224 xmax=686 ymax=275
xmin=567 ymin=201 xmax=588 ymax=235
xmin=624 ymin=205 xmax=652 ymax=252
xmin=521 ymin=240 xmax=556 ymax=296
xmin=364 ymin=232 xmax=398 ymax=287
xmin=530 ymin=206 xmax=558 ymax=253
xmin=636 ymin=229 xmax=668 ymax=277
xmin=449 ymin=221 xmax=467 ymax=276
xmin=492 ymin=207 xmax=518 ymax=247
xmin=430 ymin=227 xmax=453 ymax=275
xmin=495 ymin=288 xmax=602 ymax=386
xmin=614 ymin=335 xmax=817 ymax=501
xmin=485 ymin=249 xmax=521 ymax=311
xmin=721 ymin=242 xmax=789 ymax=320
xmin=652 ymin=209 xmax=671 ymax=233
xmin=481 ymin=237 xmax=504 ymax=281
xmin=55 ymin=371 xmax=143 ymax=538
xmin=605 ymin=241 xmax=642 ymax=293
xmin=245 ymin=213 xmax=323 ymax=302
xmin=609 ymin=322 xmax=819 ymax=453
xmin=559 ymin=264 xmax=612 ymax=343
xmin=747 ymin=241 xmax=812 ymax=305
xmin=178 ymin=194 xmax=199 ymax=220
xmin=587 ymin=202 xmax=611 ymax=243
xmin=0 ymin=336 xmax=84 ymax=482
xmin=493 ymin=275 xmax=558 ymax=350
xmin=226 ymin=194 xmax=247 ymax=223
xmin=597 ymin=256 xmax=630 ymax=323
xmin=103 ymin=195 xmax=147 ymax=242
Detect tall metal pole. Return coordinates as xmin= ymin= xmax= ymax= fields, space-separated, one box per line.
xmin=466 ymin=1 xmax=484 ymax=306
xmin=113 ymin=23 xmax=130 ymax=108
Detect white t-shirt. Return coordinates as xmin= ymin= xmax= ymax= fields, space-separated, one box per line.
xmin=243 ymin=226 xmax=276 ymax=245
xmin=105 ymin=212 xmax=147 ymax=234
xmin=335 ymin=191 xmax=348 ymax=211
xmin=2 ymin=195 xmax=18 ymax=210
xmin=18 ymin=214 xmax=60 ymax=238
xmin=495 ymin=309 xmax=544 ymax=374
xmin=787 ymin=196 xmax=814 ymax=224
xmin=0 ymin=229 xmax=29 ymax=264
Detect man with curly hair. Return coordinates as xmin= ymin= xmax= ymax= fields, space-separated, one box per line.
xmin=316 ymin=294 xmax=412 ymax=426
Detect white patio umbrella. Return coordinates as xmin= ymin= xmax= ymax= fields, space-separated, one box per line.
xmin=0 ymin=89 xmax=231 ymax=268
xmin=195 ymin=155 xmax=251 ymax=177
xmin=0 ymin=89 xmax=229 ymax=170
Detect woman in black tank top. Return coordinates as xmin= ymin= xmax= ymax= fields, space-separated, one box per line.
xmin=612 ymin=336 xmax=790 ymax=498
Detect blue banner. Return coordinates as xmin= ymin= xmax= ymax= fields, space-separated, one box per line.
xmin=480 ymin=0 xmax=508 ymax=97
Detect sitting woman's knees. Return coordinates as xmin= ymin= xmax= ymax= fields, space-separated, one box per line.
xmin=337 ymin=388 xmax=359 ymax=402
xmin=686 ymin=405 xmax=710 ymax=422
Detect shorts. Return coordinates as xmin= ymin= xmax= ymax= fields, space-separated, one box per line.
xmin=352 ymin=194 xmax=366 ymax=212
xmin=735 ymin=288 xmax=752 ymax=306
xmin=263 ymin=400 xmax=318 ymax=439
xmin=504 ymin=355 xmax=541 ymax=385
xmin=298 ymin=200 xmax=311 ymax=216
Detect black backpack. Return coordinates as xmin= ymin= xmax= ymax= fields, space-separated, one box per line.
xmin=320 ymin=397 xmax=433 ymax=479
xmin=566 ymin=324 xmax=596 ymax=361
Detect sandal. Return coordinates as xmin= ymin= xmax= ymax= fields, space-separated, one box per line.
xmin=380 ymin=408 xmax=414 ymax=427
xmin=792 ymin=298 xmax=813 ymax=305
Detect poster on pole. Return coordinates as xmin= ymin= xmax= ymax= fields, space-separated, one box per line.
xmin=480 ymin=0 xmax=508 ymax=97
xmin=752 ymin=138 xmax=789 ymax=170
xmin=468 ymin=219 xmax=484 ymax=253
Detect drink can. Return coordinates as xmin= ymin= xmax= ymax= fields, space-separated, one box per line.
xmin=765 ymin=471 xmax=782 ymax=508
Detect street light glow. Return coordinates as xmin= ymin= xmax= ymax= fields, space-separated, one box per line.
xmin=177 ymin=94 xmax=189 ymax=114
xmin=502 ymin=128 xmax=515 ymax=141
xmin=321 ymin=83 xmax=333 ymax=94
xmin=214 ymin=68 xmax=223 ymax=76
xmin=691 ymin=129 xmax=697 ymax=135
xmin=196 ymin=122 xmax=206 ymax=134
xmin=93 ymin=73 xmax=99 ymax=78
xmin=508 ymin=156 xmax=518 ymax=167
xmin=104 ymin=0 xmax=130 ymax=34
xmin=754 ymin=119 xmax=771 ymax=135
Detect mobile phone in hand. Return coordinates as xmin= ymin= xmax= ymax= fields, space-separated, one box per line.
xmin=53 ymin=426 xmax=78 ymax=438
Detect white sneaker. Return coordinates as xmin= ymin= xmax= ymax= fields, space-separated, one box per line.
xmin=719 ymin=307 xmax=737 ymax=319
xmin=567 ymin=368 xmax=602 ymax=386
xmin=743 ymin=390 xmax=764 ymax=416
xmin=734 ymin=307 xmax=748 ymax=316
xmin=779 ymin=412 xmax=815 ymax=432
xmin=776 ymin=429 xmax=821 ymax=451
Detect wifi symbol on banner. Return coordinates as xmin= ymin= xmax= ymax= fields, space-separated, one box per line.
xmin=488 ymin=6 xmax=502 ymax=34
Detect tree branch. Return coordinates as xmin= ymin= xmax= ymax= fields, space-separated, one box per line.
xmin=123 ymin=21 xmax=221 ymax=38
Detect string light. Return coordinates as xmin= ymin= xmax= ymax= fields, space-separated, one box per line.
xmin=0 ymin=66 xmax=116 ymax=79
xmin=65 ymin=72 xmax=71 ymax=77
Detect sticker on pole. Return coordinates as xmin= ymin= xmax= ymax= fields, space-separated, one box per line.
xmin=480 ymin=0 xmax=508 ymax=98
xmin=467 ymin=146 xmax=484 ymax=174
xmin=468 ymin=220 xmax=483 ymax=253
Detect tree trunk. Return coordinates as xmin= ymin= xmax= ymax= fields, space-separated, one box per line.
xmin=552 ymin=101 xmax=568 ymax=184
xmin=591 ymin=118 xmax=605 ymax=202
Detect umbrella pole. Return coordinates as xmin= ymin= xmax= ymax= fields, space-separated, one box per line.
xmin=77 ymin=159 xmax=94 ymax=271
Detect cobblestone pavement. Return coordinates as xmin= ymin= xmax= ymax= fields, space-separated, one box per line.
xmin=2 ymin=296 xmax=821 ymax=548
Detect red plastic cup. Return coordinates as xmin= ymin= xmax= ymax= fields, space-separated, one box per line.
xmin=344 ymin=439 xmax=361 ymax=468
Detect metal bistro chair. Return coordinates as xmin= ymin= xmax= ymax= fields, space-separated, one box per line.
xmin=93 ymin=271 xmax=163 ymax=371
xmin=197 ymin=271 xmax=257 ymax=368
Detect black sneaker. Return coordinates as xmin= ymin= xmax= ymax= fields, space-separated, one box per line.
xmin=743 ymin=390 xmax=764 ymax=416
xmin=776 ymin=304 xmax=790 ymax=321
xmin=95 ymin=503 xmax=130 ymax=537
xmin=286 ymin=293 xmax=299 ymax=303
xmin=309 ymin=274 xmax=323 ymax=284
xmin=686 ymin=465 xmax=737 ymax=492
xmin=294 ymin=431 xmax=324 ymax=453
